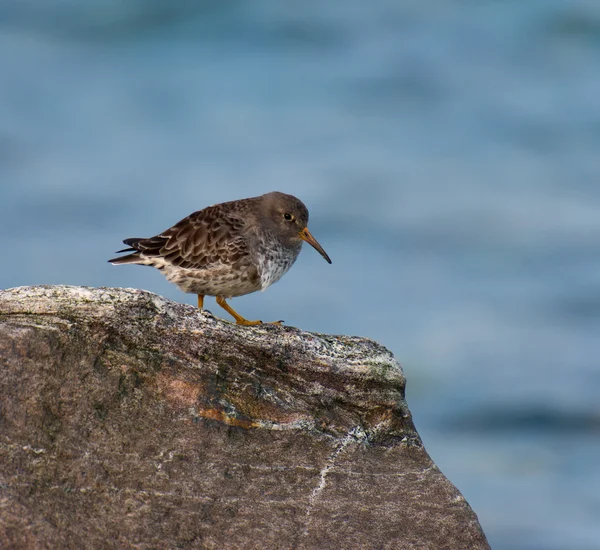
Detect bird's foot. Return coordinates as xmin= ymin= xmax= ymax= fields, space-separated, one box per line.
xmin=216 ymin=296 xmax=283 ymax=327
xmin=235 ymin=318 xmax=263 ymax=326
xmin=235 ymin=319 xmax=284 ymax=326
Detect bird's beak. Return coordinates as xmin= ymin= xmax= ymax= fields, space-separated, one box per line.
xmin=298 ymin=227 xmax=332 ymax=264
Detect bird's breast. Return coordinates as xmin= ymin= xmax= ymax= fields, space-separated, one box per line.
xmin=256 ymin=239 xmax=301 ymax=290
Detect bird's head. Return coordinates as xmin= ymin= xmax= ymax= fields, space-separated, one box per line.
xmin=259 ymin=192 xmax=332 ymax=264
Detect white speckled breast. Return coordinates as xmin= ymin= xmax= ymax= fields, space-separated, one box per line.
xmin=256 ymin=237 xmax=302 ymax=290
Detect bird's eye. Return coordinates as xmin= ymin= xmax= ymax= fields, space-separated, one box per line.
xmin=283 ymin=213 xmax=294 ymax=221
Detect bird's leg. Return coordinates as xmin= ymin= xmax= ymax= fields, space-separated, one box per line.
xmin=197 ymin=295 xmax=204 ymax=309
xmin=216 ymin=296 xmax=262 ymax=325
xmin=215 ymin=296 xmax=282 ymax=326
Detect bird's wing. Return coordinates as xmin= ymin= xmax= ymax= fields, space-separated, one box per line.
xmin=135 ymin=204 xmax=252 ymax=270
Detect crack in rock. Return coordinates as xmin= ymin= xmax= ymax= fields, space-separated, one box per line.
xmin=302 ymin=426 xmax=367 ymax=537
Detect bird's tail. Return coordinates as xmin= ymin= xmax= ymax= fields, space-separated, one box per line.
xmin=108 ymin=238 xmax=144 ymax=265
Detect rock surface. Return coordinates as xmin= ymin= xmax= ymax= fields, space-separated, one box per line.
xmin=0 ymin=285 xmax=490 ymax=549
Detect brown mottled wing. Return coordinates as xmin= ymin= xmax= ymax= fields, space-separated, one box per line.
xmin=133 ymin=202 xmax=253 ymax=271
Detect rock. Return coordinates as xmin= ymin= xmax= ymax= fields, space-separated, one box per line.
xmin=0 ymin=285 xmax=490 ymax=549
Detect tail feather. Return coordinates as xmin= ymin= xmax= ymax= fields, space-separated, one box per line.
xmin=123 ymin=237 xmax=143 ymax=247
xmin=108 ymin=237 xmax=145 ymax=265
xmin=108 ymin=252 xmax=143 ymax=265
xmin=108 ymin=235 xmax=169 ymax=265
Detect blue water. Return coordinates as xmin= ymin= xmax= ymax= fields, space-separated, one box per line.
xmin=2 ymin=2 xmax=600 ymax=548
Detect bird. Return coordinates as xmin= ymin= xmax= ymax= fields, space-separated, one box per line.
xmin=108 ymin=191 xmax=332 ymax=325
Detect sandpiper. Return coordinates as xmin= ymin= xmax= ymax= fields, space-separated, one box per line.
xmin=109 ymin=191 xmax=331 ymax=325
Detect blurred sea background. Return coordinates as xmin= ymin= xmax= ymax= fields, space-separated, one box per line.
xmin=1 ymin=1 xmax=599 ymax=548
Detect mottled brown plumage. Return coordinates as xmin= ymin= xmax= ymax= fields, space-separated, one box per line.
xmin=109 ymin=192 xmax=331 ymax=325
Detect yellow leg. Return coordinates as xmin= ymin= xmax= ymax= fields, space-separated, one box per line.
xmin=215 ymin=296 xmax=283 ymax=326
xmin=216 ymin=296 xmax=262 ymax=325
xmin=197 ymin=295 xmax=204 ymax=309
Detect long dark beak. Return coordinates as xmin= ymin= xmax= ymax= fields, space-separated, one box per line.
xmin=299 ymin=227 xmax=332 ymax=264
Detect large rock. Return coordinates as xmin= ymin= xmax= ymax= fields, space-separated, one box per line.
xmin=0 ymin=285 xmax=490 ymax=549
